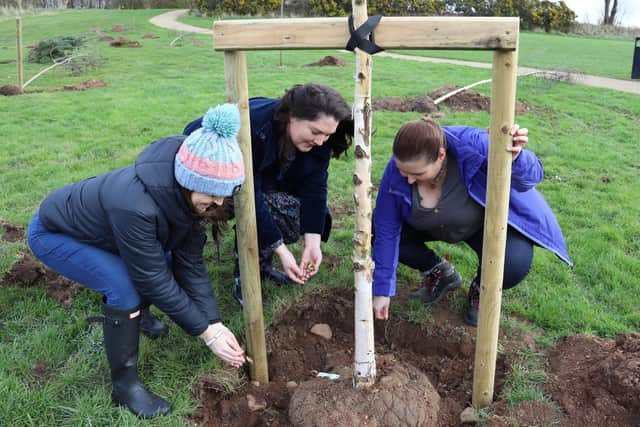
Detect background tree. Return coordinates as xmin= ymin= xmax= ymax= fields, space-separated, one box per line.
xmin=603 ymin=0 xmax=618 ymax=25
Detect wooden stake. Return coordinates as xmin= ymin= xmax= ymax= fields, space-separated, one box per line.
xmin=472 ymin=47 xmax=519 ymax=408
xmin=223 ymin=50 xmax=268 ymax=385
xmin=351 ymin=0 xmax=376 ymax=389
xmin=16 ymin=17 xmax=24 ymax=93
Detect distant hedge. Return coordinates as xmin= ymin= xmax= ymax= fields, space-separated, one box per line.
xmin=195 ymin=0 xmax=576 ymax=33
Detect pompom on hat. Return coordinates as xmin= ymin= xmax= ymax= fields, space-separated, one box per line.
xmin=175 ymin=104 xmax=245 ymax=197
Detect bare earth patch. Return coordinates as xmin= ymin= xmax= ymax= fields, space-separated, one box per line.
xmin=191 ymin=287 xmax=568 ymax=426
xmin=546 ymin=333 xmax=640 ymax=426
xmin=304 ymin=55 xmax=347 ymax=67
xmin=1 ymin=221 xmax=79 ymax=306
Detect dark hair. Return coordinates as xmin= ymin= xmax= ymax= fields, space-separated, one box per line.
xmin=392 ymin=117 xmax=447 ymax=163
xmin=273 ymin=83 xmax=353 ymax=158
xmin=180 ymin=187 xmax=233 ymax=244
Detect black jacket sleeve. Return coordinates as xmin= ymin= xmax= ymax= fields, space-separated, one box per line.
xmin=109 ymin=208 xmax=211 ymax=336
xmin=171 ymin=223 xmax=221 ymax=324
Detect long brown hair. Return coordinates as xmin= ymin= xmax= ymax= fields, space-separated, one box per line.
xmin=392 ymin=117 xmax=447 ymax=163
xmin=273 ymin=83 xmax=354 ymax=159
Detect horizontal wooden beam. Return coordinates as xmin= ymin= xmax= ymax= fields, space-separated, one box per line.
xmin=213 ymin=16 xmax=518 ymax=51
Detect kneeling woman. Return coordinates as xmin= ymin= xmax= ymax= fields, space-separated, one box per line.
xmin=372 ymin=117 xmax=572 ymax=326
xmin=27 ymin=105 xmax=246 ymax=418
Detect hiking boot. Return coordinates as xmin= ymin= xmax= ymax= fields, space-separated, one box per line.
xmin=139 ymin=307 xmax=168 ymax=339
xmin=464 ymin=276 xmax=480 ymax=327
xmin=412 ymin=259 xmax=463 ymax=305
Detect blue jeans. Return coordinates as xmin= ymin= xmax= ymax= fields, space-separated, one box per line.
xmin=28 ymin=211 xmax=143 ymax=310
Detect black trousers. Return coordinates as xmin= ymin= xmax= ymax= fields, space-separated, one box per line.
xmin=376 ymin=220 xmax=534 ymax=290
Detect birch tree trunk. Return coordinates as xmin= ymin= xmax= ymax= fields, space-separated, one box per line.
xmin=351 ymin=0 xmax=376 ymax=388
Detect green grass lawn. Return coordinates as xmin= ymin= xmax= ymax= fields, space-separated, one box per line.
xmin=179 ymin=13 xmax=639 ymax=80
xmin=1 ymin=9 xmax=639 ymax=425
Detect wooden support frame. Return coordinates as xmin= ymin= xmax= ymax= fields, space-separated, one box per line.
xmin=217 ymin=14 xmax=519 ymax=408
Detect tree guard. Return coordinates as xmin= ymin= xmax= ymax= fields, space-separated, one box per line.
xmin=214 ymin=8 xmax=519 ymax=408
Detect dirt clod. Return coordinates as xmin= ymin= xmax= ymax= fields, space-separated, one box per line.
xmin=304 ymin=55 xmax=347 ymax=67
xmin=2 ymin=221 xmax=25 ymax=242
xmin=142 ymin=33 xmax=160 ymax=39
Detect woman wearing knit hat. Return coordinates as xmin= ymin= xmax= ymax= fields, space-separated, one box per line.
xmin=184 ymin=83 xmax=353 ymax=305
xmin=27 ymin=104 xmax=246 ymax=419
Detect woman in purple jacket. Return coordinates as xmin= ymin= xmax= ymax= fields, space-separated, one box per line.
xmin=372 ymin=117 xmax=571 ymax=326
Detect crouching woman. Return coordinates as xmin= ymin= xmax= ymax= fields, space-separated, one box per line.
xmin=27 ymin=105 xmax=246 ymax=418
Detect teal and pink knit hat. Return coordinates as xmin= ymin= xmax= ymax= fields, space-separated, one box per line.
xmin=175 ymin=104 xmax=244 ymax=197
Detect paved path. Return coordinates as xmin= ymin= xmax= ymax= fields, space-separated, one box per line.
xmin=150 ymin=10 xmax=640 ymax=95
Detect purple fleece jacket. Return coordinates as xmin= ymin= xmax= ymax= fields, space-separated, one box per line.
xmin=372 ymin=126 xmax=572 ymax=297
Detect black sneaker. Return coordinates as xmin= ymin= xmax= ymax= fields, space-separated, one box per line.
xmin=412 ymin=259 xmax=463 ymax=305
xmin=464 ymin=276 xmax=480 ymax=327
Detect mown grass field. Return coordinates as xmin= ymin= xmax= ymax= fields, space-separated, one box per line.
xmin=1 ymin=9 xmax=639 ymax=425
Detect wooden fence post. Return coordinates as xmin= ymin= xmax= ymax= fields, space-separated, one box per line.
xmin=16 ymin=17 xmax=24 ymax=94
xmin=472 ymin=47 xmax=519 ymax=408
xmin=223 ymin=50 xmax=269 ymax=384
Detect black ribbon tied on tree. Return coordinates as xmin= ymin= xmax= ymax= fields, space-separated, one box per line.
xmin=345 ymin=14 xmax=384 ymax=55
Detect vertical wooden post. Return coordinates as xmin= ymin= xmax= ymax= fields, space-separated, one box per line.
xmin=223 ymin=50 xmax=269 ymax=384
xmin=16 ymin=17 xmax=24 ymax=94
xmin=472 ymin=47 xmax=519 ymax=408
xmin=279 ymin=0 xmax=284 ymax=67
xmin=351 ymin=0 xmax=376 ymax=388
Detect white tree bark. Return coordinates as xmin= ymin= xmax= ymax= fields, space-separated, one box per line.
xmin=352 ymin=0 xmax=376 ymax=388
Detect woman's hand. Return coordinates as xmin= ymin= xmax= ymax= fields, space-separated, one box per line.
xmin=274 ymin=244 xmax=305 ymax=284
xmin=200 ymin=323 xmax=245 ymax=368
xmin=486 ymin=124 xmax=529 ymax=160
xmin=300 ymin=233 xmax=322 ymax=281
xmin=507 ymin=124 xmax=528 ymax=160
xmin=373 ymin=296 xmax=391 ymax=320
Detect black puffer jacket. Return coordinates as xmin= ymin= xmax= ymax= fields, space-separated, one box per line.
xmin=39 ymin=136 xmax=220 ymax=336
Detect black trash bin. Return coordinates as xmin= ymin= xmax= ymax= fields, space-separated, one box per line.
xmin=633 ymin=37 xmax=640 ymax=79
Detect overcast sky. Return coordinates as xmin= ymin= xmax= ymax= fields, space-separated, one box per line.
xmin=562 ymin=0 xmax=639 ymax=27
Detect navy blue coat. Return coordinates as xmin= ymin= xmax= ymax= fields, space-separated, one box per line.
xmin=184 ymin=97 xmax=330 ymax=250
xmin=39 ymin=136 xmax=220 ymax=336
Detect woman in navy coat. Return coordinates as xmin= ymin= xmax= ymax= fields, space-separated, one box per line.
xmin=184 ymin=83 xmax=353 ymax=305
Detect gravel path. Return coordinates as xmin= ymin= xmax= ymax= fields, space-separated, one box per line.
xmin=150 ymin=10 xmax=640 ymax=95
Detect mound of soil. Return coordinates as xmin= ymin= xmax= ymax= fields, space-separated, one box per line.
xmin=0 ymin=84 xmax=22 ymax=96
xmin=110 ymin=37 xmax=141 ymax=48
xmin=429 ymin=85 xmax=529 ymax=115
xmin=1 ymin=221 xmax=79 ymax=306
xmin=305 ymin=55 xmax=347 ymax=67
xmin=98 ymin=35 xmax=114 ymax=41
xmin=373 ymin=86 xmax=529 ymax=115
xmin=546 ymin=333 xmax=640 ymax=425
xmin=110 ymin=25 xmax=126 ymax=32
xmin=372 ymin=94 xmax=437 ymax=114
xmin=142 ymin=33 xmax=160 ymax=39
xmin=192 ymin=287 xmax=558 ymax=426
